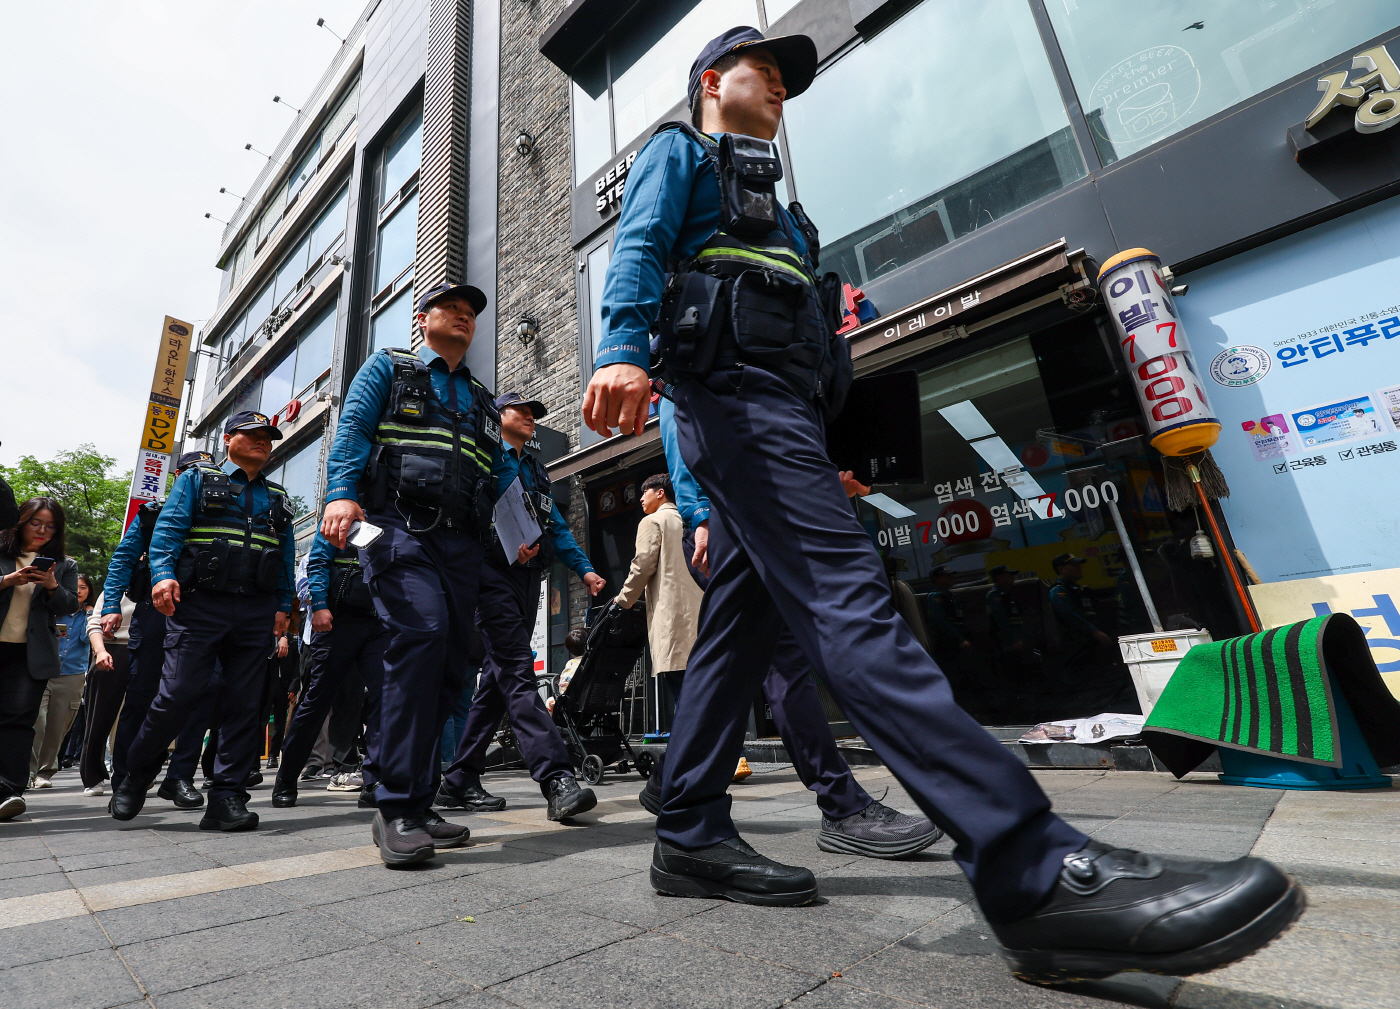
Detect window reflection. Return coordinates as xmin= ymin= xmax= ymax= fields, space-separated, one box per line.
xmin=572 ymin=45 xmax=613 ymax=185
xmin=382 ymin=109 xmax=423 ymax=205
xmin=309 ymin=186 xmax=348 ymax=263
xmin=293 ymin=303 xmax=337 ymax=395
xmin=259 ymin=349 xmax=297 ymax=417
xmin=370 ymin=288 xmax=414 ymax=354
xmin=375 ymin=191 xmax=419 ymax=294
xmin=273 ymin=437 xmax=323 ymax=518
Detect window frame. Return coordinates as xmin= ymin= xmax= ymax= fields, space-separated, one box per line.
xmin=575 ymin=228 xmax=615 ymax=449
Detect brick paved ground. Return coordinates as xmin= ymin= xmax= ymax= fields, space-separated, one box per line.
xmin=1 ymin=765 xmax=1395 ymax=1009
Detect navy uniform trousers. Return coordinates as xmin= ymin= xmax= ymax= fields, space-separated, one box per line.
xmin=667 ymin=365 xmax=1089 ymax=925
xmin=279 ymin=609 xmax=386 ymax=786
xmin=443 ymin=560 xmax=572 ymax=788
xmin=360 ymin=515 xmax=482 ymax=821
xmin=126 ymin=590 xmax=277 ymax=806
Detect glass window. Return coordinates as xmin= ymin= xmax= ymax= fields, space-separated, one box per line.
xmin=785 ymin=0 xmax=1084 ymax=288
xmin=762 ymin=0 xmax=800 ymax=23
xmin=371 ymin=289 xmax=415 ymax=354
xmin=276 ymin=437 xmax=323 ymax=518
xmin=287 ymin=139 xmax=321 ymax=200
xmin=1046 ymin=3 xmax=1398 ymax=165
xmin=309 ymin=186 xmax=349 ymax=264
xmin=293 ymin=302 xmax=337 ymax=395
xmin=259 ymin=349 xmax=297 ymax=417
xmin=382 ymin=109 xmax=423 ymax=205
xmin=585 ymin=240 xmax=611 ymax=372
xmin=375 ymin=192 xmax=418 ymax=294
xmin=572 ymin=45 xmax=614 ymax=185
xmin=274 ymin=235 xmax=311 ymax=306
xmin=243 ymin=281 xmax=276 ymax=342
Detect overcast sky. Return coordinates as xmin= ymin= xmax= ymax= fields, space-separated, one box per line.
xmin=0 ymin=1 xmax=367 ymax=471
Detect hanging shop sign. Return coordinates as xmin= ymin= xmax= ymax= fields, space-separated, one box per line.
xmin=124 ymin=316 xmax=195 ymax=528
xmin=1305 ymin=44 xmax=1400 ymax=135
xmin=1098 ymin=249 xmax=1220 ymax=457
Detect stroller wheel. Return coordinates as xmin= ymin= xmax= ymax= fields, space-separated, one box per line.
xmin=635 ymin=752 xmax=655 ymax=780
xmin=581 ymin=754 xmax=605 ymax=785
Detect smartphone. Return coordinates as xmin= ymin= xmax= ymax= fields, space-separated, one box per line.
xmin=30 ymin=557 xmax=56 ymax=572
xmin=347 ymin=520 xmax=383 ymax=549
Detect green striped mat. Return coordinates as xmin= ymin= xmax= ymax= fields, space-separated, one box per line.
xmin=1142 ymin=613 xmax=1400 ymax=778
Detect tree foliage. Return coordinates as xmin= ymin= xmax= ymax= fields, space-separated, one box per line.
xmin=0 ymin=445 xmax=130 ymax=586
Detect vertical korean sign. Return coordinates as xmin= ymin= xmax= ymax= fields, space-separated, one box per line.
xmin=123 ymin=317 xmax=194 ymax=529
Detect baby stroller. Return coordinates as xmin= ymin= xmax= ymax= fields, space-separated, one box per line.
xmin=550 ymin=600 xmax=649 ymax=785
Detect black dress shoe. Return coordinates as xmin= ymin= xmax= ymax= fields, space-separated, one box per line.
xmin=265 ymin=757 xmax=279 ymax=769
xmin=638 ymin=770 xmax=661 ymax=815
xmin=270 ymin=778 xmax=297 ymax=808
xmin=157 ymin=778 xmax=205 ymax=809
xmin=358 ymin=782 xmax=378 ymax=809
xmin=199 ymin=796 xmax=259 ymax=831
xmin=436 ymin=772 xmax=506 ymax=812
xmin=422 ymin=808 xmax=471 ymax=848
xmin=245 ymin=770 xmax=264 ymax=788
xmin=372 ymin=812 xmax=436 ymax=866
xmin=109 ymin=772 xmax=156 ymax=821
xmin=993 ymin=839 xmax=1305 ymax=984
xmin=545 ymin=775 xmax=596 ymax=821
xmin=651 ymin=836 xmax=818 ymax=906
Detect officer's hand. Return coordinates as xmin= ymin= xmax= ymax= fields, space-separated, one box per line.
xmin=101 ymin=613 xmax=123 ymax=637
xmin=692 ymin=520 xmax=710 ymax=577
xmin=583 ymin=572 xmax=606 ymax=596
xmin=960 ymin=639 xmax=973 ymax=650
xmin=321 ymin=499 xmax=365 ymax=549
xmin=276 ymin=635 xmax=289 ymax=658
xmin=583 ymin=364 xmax=650 ymax=438
xmin=93 ymin=648 xmax=114 ymax=672
xmin=272 ymin=611 xmax=289 ymax=637
xmin=517 ymin=542 xmax=541 ymax=565
xmin=839 ymin=471 xmax=871 ymax=498
xmin=152 ymin=579 xmax=180 ymax=616
xmin=311 ymin=608 xmax=333 ymax=633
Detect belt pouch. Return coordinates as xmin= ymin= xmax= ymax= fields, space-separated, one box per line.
xmin=397 ymin=454 xmax=445 ymax=505
xmin=662 ymin=271 xmax=726 ymax=375
xmin=255 ymin=548 xmax=281 ymax=593
xmin=195 ymin=540 xmax=231 ymax=592
xmin=731 ymin=270 xmax=801 ymax=367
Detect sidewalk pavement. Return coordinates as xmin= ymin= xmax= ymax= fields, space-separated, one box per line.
xmin=0 ymin=764 xmax=1395 ymax=1009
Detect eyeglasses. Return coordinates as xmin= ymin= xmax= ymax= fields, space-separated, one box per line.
xmin=26 ymin=519 xmax=56 ymax=533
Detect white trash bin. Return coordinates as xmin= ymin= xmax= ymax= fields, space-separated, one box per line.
xmin=1118 ymin=629 xmax=1213 ymax=718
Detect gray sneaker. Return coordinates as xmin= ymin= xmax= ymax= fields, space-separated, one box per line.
xmin=327 ymin=770 xmax=363 ymax=792
xmin=371 ymin=812 xmax=436 ymax=866
xmin=816 ymin=801 xmax=943 ymax=859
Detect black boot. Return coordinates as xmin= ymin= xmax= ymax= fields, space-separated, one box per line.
xmin=992 ymin=840 xmax=1304 ymax=984
xmin=157 ymin=778 xmax=205 ymax=809
xmin=108 ymin=771 xmax=156 ymax=821
xmin=437 ymin=771 xmax=506 ymax=812
xmin=199 ymin=796 xmax=259 ymax=832
xmin=544 ymin=774 xmax=596 ymax=821
xmin=421 ymin=808 xmax=471 ymax=849
xmin=270 ymin=774 xmax=297 ymax=808
xmin=245 ymin=769 xmax=264 ymax=788
xmin=651 ymin=836 xmax=818 ymax=906
xmin=638 ymin=767 xmax=662 ymax=815
xmin=372 ymin=812 xmax=436 ymax=866
xmin=358 ymin=781 xmax=378 ymax=808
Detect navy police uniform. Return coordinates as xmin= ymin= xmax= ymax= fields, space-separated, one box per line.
xmin=595 ymin=48 xmax=1087 ymax=921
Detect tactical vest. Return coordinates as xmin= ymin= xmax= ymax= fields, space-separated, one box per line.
xmin=175 ymin=463 xmax=291 ymax=596
xmin=125 ymin=500 xmax=162 ymax=604
xmin=649 ymin=122 xmax=853 ymax=420
xmin=329 ymin=548 xmax=375 ymax=615
xmin=361 ymin=348 xmax=500 ymax=536
xmin=494 ymin=451 xmax=556 ymax=569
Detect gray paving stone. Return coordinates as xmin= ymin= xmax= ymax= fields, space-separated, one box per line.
xmin=0 ymin=947 xmax=144 ymax=1009
xmin=468 ymin=848 xmax=638 ymax=898
xmin=0 ymin=914 xmax=111 ymax=969
xmin=264 ymin=860 xmax=475 ymax=905
xmin=1174 ymin=980 xmax=1366 ymax=1009
xmin=0 ymin=854 xmax=58 ymax=880
xmin=784 ymin=981 xmax=923 ymax=1008
xmin=56 ymin=840 xmax=215 ymax=873
xmin=0 ymin=869 xmax=74 ymax=899
xmin=170 ymin=835 xmax=342 ymax=866
xmin=0 ymin=836 xmax=50 ymax=861
xmin=63 ymin=851 xmax=219 ymax=888
xmin=318 ymin=876 xmax=529 ymax=937
xmin=488 ymin=930 xmax=819 ymax=1009
xmin=97 ymin=883 xmax=307 ymax=944
xmin=536 ymin=871 xmax=720 ymax=929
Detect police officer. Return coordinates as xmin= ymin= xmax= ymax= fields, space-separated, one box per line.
xmin=436 ymin=392 xmax=605 ymax=820
xmin=923 ymin=565 xmax=971 ymax=671
xmin=109 ymin=414 xmax=296 ymax=831
xmin=270 ymin=532 xmax=391 ymax=819
xmin=986 ymin=565 xmax=1032 ymax=665
xmin=99 ymin=449 xmax=214 ymax=810
xmin=1048 ymin=553 xmax=1111 ymax=657
xmin=320 ymin=281 xmax=492 ymax=866
xmin=582 ymin=25 xmax=1299 ymax=984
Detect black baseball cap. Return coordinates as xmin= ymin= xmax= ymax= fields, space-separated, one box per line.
xmin=688 ymin=26 xmax=818 ymax=112
xmin=177 ymin=450 xmax=213 ymax=470
xmin=1052 ymin=553 xmax=1086 ymax=569
xmin=417 ymin=280 xmax=488 ymax=315
xmin=495 ymin=391 xmax=548 ymax=420
xmin=224 ymin=411 xmax=284 ymax=440
xmin=989 ymin=565 xmax=1019 ymax=578
xmin=930 ymin=565 xmax=952 ymax=577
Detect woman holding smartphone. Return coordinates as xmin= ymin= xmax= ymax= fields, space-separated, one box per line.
xmin=30 ymin=572 xmax=96 ymax=787
xmin=0 ymin=497 xmax=79 ymax=821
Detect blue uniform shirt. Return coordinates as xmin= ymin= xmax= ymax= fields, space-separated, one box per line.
xmin=595 ymin=128 xmax=809 ymax=372
xmin=148 ymin=459 xmax=297 ymax=612
xmin=494 ymin=445 xmax=594 ymax=578
xmin=58 ymin=609 xmax=91 ymax=675
xmin=101 ymin=518 xmax=147 ymax=616
xmin=304 ymin=531 xmax=354 ymax=613
xmin=658 ymin=398 xmax=710 ymax=528
xmin=326 ymin=345 xmax=502 ymax=505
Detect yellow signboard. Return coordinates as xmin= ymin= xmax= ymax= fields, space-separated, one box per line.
xmin=150 ymin=316 xmax=195 ymax=407
xmin=142 ymin=400 xmax=181 ymax=453
xmin=124 ymin=316 xmax=196 ymax=530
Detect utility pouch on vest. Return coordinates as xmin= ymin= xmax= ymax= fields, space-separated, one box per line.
xmin=658 ymin=271 xmax=727 ymax=376
xmin=254 ymin=548 xmax=281 ymax=594
xmin=789 ymin=201 xmax=821 ymax=268
xmin=362 ymin=444 xmax=389 ymax=512
xmin=270 ymin=493 xmax=294 ymax=535
xmin=472 ymin=475 xmax=494 ymax=540
xmin=194 ymin=540 xmax=231 ymax=591
xmin=718 ymin=134 xmax=783 ymax=239
xmin=200 ymin=470 xmax=231 ymax=512
xmin=397 ymin=454 xmax=445 ymax=505
xmin=332 ymin=566 xmax=374 ymax=613
xmin=731 ymin=269 xmax=803 ymax=365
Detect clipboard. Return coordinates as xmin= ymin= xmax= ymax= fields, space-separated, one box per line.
xmin=492 ymin=476 xmax=542 ymax=565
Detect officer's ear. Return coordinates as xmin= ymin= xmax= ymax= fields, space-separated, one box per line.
xmin=223 ymin=433 xmax=233 ymax=448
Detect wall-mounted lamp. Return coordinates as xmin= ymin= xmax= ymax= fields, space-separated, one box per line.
xmin=516 ymin=315 xmax=539 ymax=345
xmin=515 ymin=130 xmax=535 ymax=158
xmin=272 ymin=95 xmax=302 ymax=115
xmin=219 ymin=186 xmax=245 ymax=200
xmin=316 ymin=17 xmax=346 ymax=43
xmin=204 ymin=212 xmax=228 ymax=225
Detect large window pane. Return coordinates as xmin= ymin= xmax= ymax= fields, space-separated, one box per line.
xmin=277 ymin=437 xmax=323 ymax=518
xmin=243 ymin=281 xmax=276 ymax=342
xmin=371 ymin=289 xmax=415 ymax=354
xmin=1047 ymin=3 xmax=1398 ymax=164
xmin=293 ymin=303 xmax=337 ymax=395
xmin=763 ymin=0 xmax=801 ymax=23
xmin=259 ymin=349 xmax=297 ymax=417
xmin=382 ymin=109 xmax=423 ymax=205
xmin=572 ymin=45 xmax=613 ymax=185
xmin=586 ymin=240 xmax=612 ymax=372
xmin=309 ymin=186 xmax=348 ymax=264
xmin=611 ymin=0 xmax=757 ymax=147
xmin=785 ymin=0 xmax=1083 ymax=288
xmin=375 ymin=192 xmax=419 ymax=294
xmin=287 ymin=138 xmax=321 ymax=200
xmin=274 ymin=235 xmax=310 ymax=306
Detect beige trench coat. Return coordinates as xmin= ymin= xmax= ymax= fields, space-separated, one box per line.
xmin=616 ymin=502 xmax=704 ymax=674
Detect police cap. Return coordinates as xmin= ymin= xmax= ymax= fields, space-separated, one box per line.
xmin=495 ymin=391 xmax=548 ymax=420
xmin=989 ymin=564 xmax=1019 ymax=578
xmin=688 ymin=26 xmax=818 ymax=111
xmin=1051 ymin=553 xmax=1086 ymax=570
xmin=417 ymin=280 xmax=488 ymax=316
xmin=929 ymin=565 xmax=951 ymax=577
xmin=177 ymin=450 xmax=213 ymax=470
xmin=224 ymin=411 xmax=284 ymax=441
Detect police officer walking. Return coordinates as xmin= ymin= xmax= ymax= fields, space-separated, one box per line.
xmin=582 ymin=25 xmax=1301 ymax=985
xmin=109 ymin=414 xmax=295 ymax=831
xmin=320 ymin=281 xmax=493 ymax=866
xmin=923 ymin=565 xmax=971 ymax=671
xmin=1047 ymin=553 xmax=1111 ymax=662
xmin=436 ymin=392 xmax=605 ymax=820
xmin=986 ymin=564 xmax=1035 ymax=670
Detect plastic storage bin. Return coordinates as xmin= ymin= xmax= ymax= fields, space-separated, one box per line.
xmin=1118 ymin=628 xmax=1213 ymax=717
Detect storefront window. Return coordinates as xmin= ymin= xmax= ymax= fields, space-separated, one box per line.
xmin=572 ymin=45 xmax=614 ymax=185
xmin=871 ymin=320 xmax=1239 ymax=725
xmin=273 ymin=436 xmax=323 ymax=519
xmin=784 ymin=0 xmax=1084 ymax=288
xmin=1045 ymin=2 xmax=1398 ymax=165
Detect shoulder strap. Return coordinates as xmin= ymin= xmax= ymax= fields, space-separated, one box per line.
xmin=472 ymin=377 xmax=502 ymax=444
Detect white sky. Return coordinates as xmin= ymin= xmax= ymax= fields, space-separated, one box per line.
xmin=0 ymin=1 xmax=367 ymax=470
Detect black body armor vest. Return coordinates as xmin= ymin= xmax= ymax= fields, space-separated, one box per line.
xmin=174 ymin=463 xmax=292 ymax=596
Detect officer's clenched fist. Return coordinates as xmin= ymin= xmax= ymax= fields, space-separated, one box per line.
xmin=152 ymin=578 xmax=181 ymax=616
xmin=583 ymin=363 xmax=650 ymax=438
xmin=321 ymin=499 xmax=365 ymax=549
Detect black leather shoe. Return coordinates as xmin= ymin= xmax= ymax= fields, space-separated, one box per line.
xmin=358 ymin=782 xmax=378 ymax=808
xmin=199 ymin=796 xmax=259 ymax=832
xmin=109 ymin=772 xmax=156 ymax=821
xmin=157 ymin=778 xmax=205 ymax=809
xmin=638 ymin=770 xmax=661 ymax=815
xmin=372 ymin=812 xmax=436 ymax=866
xmin=270 ymin=777 xmax=297 ymax=808
xmin=265 ymin=757 xmax=279 ymax=769
xmin=436 ymin=772 xmax=506 ymax=812
xmin=422 ymin=808 xmax=471 ymax=849
xmin=545 ymin=775 xmax=596 ymax=821
xmin=245 ymin=769 xmax=264 ymax=788
xmin=993 ymin=839 xmax=1305 ymax=984
xmin=651 ymin=836 xmax=818 ymax=906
